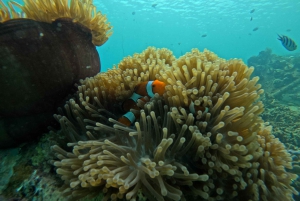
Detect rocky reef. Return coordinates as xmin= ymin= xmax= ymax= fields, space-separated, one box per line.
xmin=248 ymin=48 xmax=300 ymax=106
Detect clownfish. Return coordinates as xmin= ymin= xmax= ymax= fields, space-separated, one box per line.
xmin=188 ymin=99 xmax=209 ymax=117
xmin=118 ymin=80 xmax=166 ymax=126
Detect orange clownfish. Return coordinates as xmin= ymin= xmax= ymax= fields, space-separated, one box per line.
xmin=118 ymin=80 xmax=166 ymax=126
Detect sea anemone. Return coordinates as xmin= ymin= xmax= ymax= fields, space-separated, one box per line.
xmin=0 ymin=0 xmax=112 ymax=46
xmin=0 ymin=0 xmax=112 ymax=148
xmin=52 ymin=47 xmax=297 ymax=200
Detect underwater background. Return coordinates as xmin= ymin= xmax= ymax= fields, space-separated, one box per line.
xmin=95 ymin=0 xmax=300 ymax=71
xmin=1 ymin=0 xmax=300 ymax=200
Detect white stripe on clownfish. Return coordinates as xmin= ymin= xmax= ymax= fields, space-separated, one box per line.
xmin=119 ymin=111 xmax=136 ymax=126
xmin=130 ymin=92 xmax=143 ymax=102
xmin=146 ymin=81 xmax=155 ymax=98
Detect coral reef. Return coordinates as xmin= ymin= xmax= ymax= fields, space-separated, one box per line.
xmin=0 ymin=131 xmax=67 ymax=200
xmin=0 ymin=148 xmax=21 ymax=194
xmin=248 ymin=48 xmax=300 ymax=106
xmin=262 ymin=104 xmax=300 ymax=147
xmin=13 ymin=169 xmax=64 ymax=201
xmin=51 ymin=47 xmax=297 ymax=201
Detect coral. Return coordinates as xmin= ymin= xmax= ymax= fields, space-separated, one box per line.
xmin=0 ymin=131 xmax=68 ymax=200
xmin=1 ymin=0 xmax=112 ymax=46
xmin=30 ymin=132 xmax=63 ymax=171
xmin=51 ymin=47 xmax=297 ymax=201
xmin=247 ymin=48 xmax=273 ymax=66
xmin=13 ymin=169 xmax=65 ymax=201
xmin=262 ymin=103 xmax=300 ymax=147
xmin=248 ymin=49 xmax=300 ymax=105
xmin=6 ymin=165 xmax=34 ymax=197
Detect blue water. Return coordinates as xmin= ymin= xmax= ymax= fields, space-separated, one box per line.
xmin=95 ymin=0 xmax=300 ymax=72
xmin=7 ymin=0 xmax=300 ymax=72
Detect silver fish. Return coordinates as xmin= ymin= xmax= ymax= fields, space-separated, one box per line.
xmin=278 ymin=34 xmax=297 ymax=51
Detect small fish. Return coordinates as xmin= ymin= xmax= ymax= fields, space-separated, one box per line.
xmin=286 ymin=29 xmax=291 ymax=32
xmin=278 ymin=34 xmax=297 ymax=51
xmin=152 ymin=3 xmax=157 ymax=8
xmin=250 ymin=17 xmax=252 ymax=21
xmin=253 ymin=27 xmax=258 ymax=31
xmin=250 ymin=9 xmax=255 ymax=13
xmin=201 ymin=34 xmax=207 ymax=37
xmin=118 ymin=80 xmax=166 ymax=126
xmin=132 ymin=11 xmax=135 ymax=15
xmin=178 ymin=42 xmax=181 ymax=45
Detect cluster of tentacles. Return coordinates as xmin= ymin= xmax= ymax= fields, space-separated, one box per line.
xmin=51 ymin=47 xmax=298 ymax=201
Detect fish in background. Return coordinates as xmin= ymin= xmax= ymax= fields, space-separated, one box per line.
xmin=253 ymin=27 xmax=259 ymax=31
xmin=278 ymin=34 xmax=297 ymax=51
xmin=152 ymin=3 xmax=157 ymax=8
xmin=250 ymin=9 xmax=255 ymax=13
